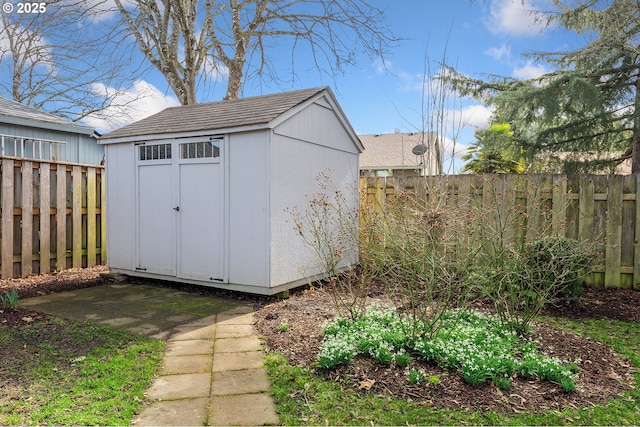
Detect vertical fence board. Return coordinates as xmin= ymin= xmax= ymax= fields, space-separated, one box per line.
xmin=605 ymin=176 xmax=623 ymax=288
xmin=21 ymin=161 xmax=33 ymax=276
xmin=56 ymin=166 xmax=67 ymax=270
xmin=87 ymin=168 xmax=97 ymax=267
xmin=40 ymin=163 xmax=51 ymax=274
xmin=72 ymin=166 xmax=82 ymax=268
xmin=552 ymin=175 xmax=568 ymax=234
xmin=579 ymin=176 xmax=595 ymax=241
xmin=1 ymin=159 xmax=14 ymax=278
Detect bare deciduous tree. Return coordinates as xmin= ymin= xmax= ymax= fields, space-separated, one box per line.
xmin=113 ymin=0 xmax=217 ymax=105
xmin=114 ymin=0 xmax=397 ymax=103
xmin=0 ymin=0 xmax=141 ymax=123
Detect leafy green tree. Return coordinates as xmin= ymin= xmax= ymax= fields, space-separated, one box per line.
xmin=462 ymin=123 xmax=526 ymax=174
xmin=450 ymin=0 xmax=639 ymax=173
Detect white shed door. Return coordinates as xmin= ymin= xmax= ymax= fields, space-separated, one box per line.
xmin=136 ymin=144 xmax=176 ymax=276
xmin=177 ymin=158 xmax=224 ymax=281
xmin=136 ymin=138 xmax=224 ymax=282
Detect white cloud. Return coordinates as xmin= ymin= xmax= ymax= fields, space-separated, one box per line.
xmin=487 ymin=0 xmax=549 ymax=36
xmin=459 ymin=104 xmax=493 ymax=129
xmin=373 ymin=58 xmax=393 ymax=74
xmin=512 ymin=62 xmax=548 ymax=79
xmin=442 ymin=135 xmax=469 ymax=158
xmin=485 ymin=44 xmax=511 ymax=61
xmin=82 ymin=80 xmax=180 ymax=132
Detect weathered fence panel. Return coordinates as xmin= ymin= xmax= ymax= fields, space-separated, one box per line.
xmin=361 ymin=174 xmax=640 ymax=290
xmin=0 ymin=158 xmax=106 ymax=278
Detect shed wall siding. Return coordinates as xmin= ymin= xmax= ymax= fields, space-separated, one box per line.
xmin=269 ymin=132 xmax=360 ymax=287
xmin=272 ymin=101 xmax=360 ymax=154
xmin=104 ymin=143 xmax=136 ymax=270
xmin=227 ymin=131 xmax=270 ymax=287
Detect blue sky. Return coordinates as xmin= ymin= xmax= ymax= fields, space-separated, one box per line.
xmin=80 ymin=0 xmax=584 ymax=172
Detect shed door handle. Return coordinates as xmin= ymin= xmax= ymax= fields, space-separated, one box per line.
xmin=173 ymin=206 xmax=180 ymax=211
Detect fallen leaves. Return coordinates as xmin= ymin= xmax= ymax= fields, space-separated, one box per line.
xmin=359 ymin=378 xmax=375 ymax=390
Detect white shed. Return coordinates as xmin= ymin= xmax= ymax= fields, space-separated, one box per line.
xmin=99 ymin=87 xmax=363 ymax=295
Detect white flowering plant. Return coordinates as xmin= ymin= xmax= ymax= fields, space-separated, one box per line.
xmin=318 ymin=306 xmax=579 ymax=392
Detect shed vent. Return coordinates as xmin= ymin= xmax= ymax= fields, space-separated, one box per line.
xmin=139 ymin=144 xmax=171 ymax=161
xmin=180 ymin=141 xmax=220 ymax=159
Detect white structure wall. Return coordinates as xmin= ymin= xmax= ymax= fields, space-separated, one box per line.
xmin=227 ymin=130 xmax=270 ymax=288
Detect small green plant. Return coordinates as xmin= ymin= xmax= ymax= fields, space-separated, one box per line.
xmin=1 ymin=289 xmax=19 ymax=309
xmin=492 ymin=374 xmax=511 ymax=390
xmin=276 ymin=322 xmax=290 ymax=332
xmin=393 ymin=350 xmax=413 ymax=366
xmin=426 ymin=375 xmax=440 ymax=385
xmin=406 ymin=367 xmax=427 ymax=385
xmin=371 ymin=344 xmax=394 ymax=365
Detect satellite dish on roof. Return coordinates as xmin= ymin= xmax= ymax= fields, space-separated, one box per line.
xmin=412 ymin=144 xmax=428 ymax=155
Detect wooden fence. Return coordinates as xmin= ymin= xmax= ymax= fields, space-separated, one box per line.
xmin=0 ymin=158 xmax=106 ymax=279
xmin=361 ymin=174 xmax=640 ymax=290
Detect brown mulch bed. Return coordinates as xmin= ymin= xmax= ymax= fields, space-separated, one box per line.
xmin=1 ymin=268 xmax=639 ymax=414
xmin=254 ymin=283 xmax=640 ymax=413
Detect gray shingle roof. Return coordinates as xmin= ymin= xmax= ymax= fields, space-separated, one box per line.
xmin=359 ymin=132 xmax=438 ymax=169
xmin=0 ymin=96 xmax=93 ymax=134
xmin=101 ymin=87 xmax=329 ymax=140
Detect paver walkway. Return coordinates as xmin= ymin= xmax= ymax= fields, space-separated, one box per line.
xmin=133 ymin=305 xmax=279 ymax=426
xmin=21 ymin=283 xmax=280 ymax=426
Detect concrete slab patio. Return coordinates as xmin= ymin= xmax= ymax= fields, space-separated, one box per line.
xmin=20 ymin=283 xmax=280 ymax=426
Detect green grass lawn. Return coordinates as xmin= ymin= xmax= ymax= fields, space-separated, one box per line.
xmin=0 ymin=316 xmax=164 ymax=426
xmin=266 ymin=315 xmax=640 ymax=426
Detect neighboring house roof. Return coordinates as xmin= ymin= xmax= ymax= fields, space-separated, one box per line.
xmin=359 ymin=132 xmax=439 ymax=170
xmin=0 ymin=96 xmax=94 ymax=135
xmin=100 ymin=87 xmax=361 ymax=149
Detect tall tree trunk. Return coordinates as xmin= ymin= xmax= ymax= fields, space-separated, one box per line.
xmin=224 ymin=59 xmax=244 ymax=101
xmin=223 ymin=0 xmax=247 ymax=101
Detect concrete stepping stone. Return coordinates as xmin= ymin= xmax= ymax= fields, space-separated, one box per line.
xmin=209 ymin=394 xmax=280 ymax=426
xmin=146 ymin=373 xmax=212 ymax=400
xmin=133 ymin=398 xmax=208 ymax=426
xmin=211 ymin=368 xmax=272 ymax=395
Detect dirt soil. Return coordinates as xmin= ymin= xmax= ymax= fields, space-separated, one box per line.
xmin=1 ymin=268 xmax=639 ymax=414
xmin=254 ymin=283 xmax=640 ymax=413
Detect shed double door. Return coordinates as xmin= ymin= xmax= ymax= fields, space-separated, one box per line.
xmin=135 ymin=137 xmax=224 ymax=282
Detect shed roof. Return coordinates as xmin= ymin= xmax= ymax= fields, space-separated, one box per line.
xmin=359 ymin=132 xmax=438 ymax=169
xmin=100 ymin=87 xmax=336 ymax=141
xmin=0 ymin=96 xmax=94 ymax=135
